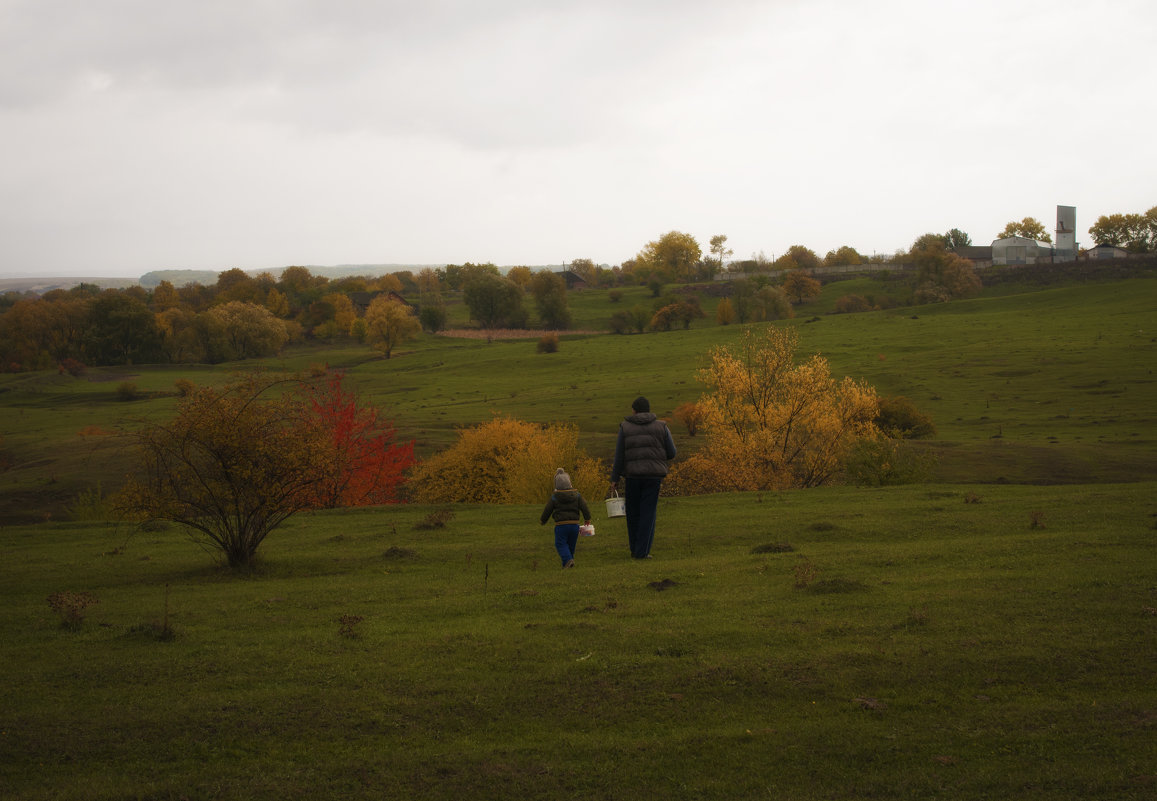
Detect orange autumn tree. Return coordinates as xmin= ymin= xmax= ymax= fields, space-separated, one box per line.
xmin=410 ymin=416 xmax=604 ymax=505
xmin=677 ymin=326 xmax=879 ymax=492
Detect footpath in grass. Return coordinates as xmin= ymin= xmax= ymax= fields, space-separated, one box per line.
xmin=2 ymin=482 xmax=1154 ymax=800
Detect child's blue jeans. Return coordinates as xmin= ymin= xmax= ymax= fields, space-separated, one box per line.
xmin=554 ymin=524 xmax=580 ymax=565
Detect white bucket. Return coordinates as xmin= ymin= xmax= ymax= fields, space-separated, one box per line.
xmin=605 ymin=490 xmax=626 ymax=518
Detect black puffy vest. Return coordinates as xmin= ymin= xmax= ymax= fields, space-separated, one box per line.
xmin=620 ymin=413 xmax=670 ymax=477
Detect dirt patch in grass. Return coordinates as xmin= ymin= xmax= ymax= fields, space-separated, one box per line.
xmin=751 ymin=543 xmax=794 ymax=554
xmin=807 ymin=578 xmax=869 ymax=594
xmin=436 ymin=329 xmax=604 ymax=339
xmin=85 ymin=372 xmax=138 ymax=383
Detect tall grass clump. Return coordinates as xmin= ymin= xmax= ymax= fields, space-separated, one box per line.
xmin=68 ymin=483 xmax=115 ymax=521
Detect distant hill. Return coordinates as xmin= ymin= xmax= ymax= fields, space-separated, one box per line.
xmin=139 ymin=264 xmax=573 ymax=287
xmin=139 ymin=265 xmax=453 ymax=288
xmin=138 ymin=269 xmax=220 ymax=288
xmin=6 ymin=263 xmax=576 ymax=294
xmin=0 ymin=276 xmax=139 ymax=293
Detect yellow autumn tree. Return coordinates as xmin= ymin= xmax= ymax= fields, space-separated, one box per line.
xmin=316 ymin=292 xmax=357 ymax=339
xmin=715 ymin=297 xmax=736 ymax=325
xmin=410 ymin=416 xmax=604 ymax=504
xmin=680 ymin=326 xmax=879 ymax=492
xmin=364 ymin=295 xmax=421 ymax=358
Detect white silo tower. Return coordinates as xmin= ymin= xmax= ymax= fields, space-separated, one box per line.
xmin=1056 ymin=205 xmax=1076 ymax=261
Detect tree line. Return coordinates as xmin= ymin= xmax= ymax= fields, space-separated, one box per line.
xmin=18 ymin=205 xmax=1146 ymax=373
xmin=1086 ymin=205 xmax=1157 ymax=252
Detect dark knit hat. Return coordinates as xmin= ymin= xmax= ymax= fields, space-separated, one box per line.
xmin=553 ymin=467 xmax=573 ymax=491
xmin=632 ymin=396 xmax=650 ymax=413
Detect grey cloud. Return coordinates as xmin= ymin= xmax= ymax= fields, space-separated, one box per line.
xmin=1 ymin=0 xmax=765 ymax=149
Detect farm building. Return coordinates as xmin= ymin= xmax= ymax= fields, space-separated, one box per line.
xmin=1086 ymin=244 xmax=1128 ymax=260
xmin=348 ymin=290 xmax=411 ymax=315
xmin=559 ymin=270 xmax=588 ymax=290
xmin=991 ymin=236 xmax=1055 ymax=266
xmin=954 ymin=245 xmax=993 ymax=268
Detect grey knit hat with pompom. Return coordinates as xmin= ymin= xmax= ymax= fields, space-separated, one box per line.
xmin=553 ymin=467 xmax=573 ymax=491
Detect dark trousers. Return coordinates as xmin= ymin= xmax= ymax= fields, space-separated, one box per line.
xmin=554 ymin=524 xmax=580 ymax=565
xmin=624 ymin=476 xmax=662 ymax=558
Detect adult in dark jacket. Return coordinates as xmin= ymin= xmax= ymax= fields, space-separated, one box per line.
xmin=609 ymin=396 xmax=677 ymax=559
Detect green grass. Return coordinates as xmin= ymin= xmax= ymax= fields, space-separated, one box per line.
xmin=3 ymin=272 xmax=1156 ymax=522
xmin=354 ymin=275 xmax=1157 ymax=480
xmin=3 ymin=483 xmax=1154 ymax=799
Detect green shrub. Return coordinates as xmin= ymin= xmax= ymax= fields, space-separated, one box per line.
xmin=609 ymin=310 xmax=633 ymax=335
xmin=843 ymin=438 xmax=936 ymax=486
xmin=419 ymin=304 xmax=447 ymax=333
xmin=876 ymin=395 xmax=936 ymax=438
xmin=115 ymin=382 xmax=139 ymax=401
xmin=68 ymin=483 xmax=113 ymax=521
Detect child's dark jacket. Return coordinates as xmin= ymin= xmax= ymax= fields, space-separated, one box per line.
xmin=540 ymin=489 xmax=591 ymax=526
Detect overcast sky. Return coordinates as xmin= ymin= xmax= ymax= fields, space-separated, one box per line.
xmin=2 ymin=0 xmax=1154 ymax=278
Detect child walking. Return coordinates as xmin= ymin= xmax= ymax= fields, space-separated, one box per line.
xmin=540 ymin=468 xmax=592 ymax=568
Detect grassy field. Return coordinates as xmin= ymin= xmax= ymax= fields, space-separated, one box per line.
xmin=1 ymin=271 xmax=1156 ymax=523
xmin=2 ymin=482 xmax=1154 ymax=799
xmin=2 ymin=269 xmax=1156 ymax=798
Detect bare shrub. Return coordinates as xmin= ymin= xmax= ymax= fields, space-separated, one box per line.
xmin=337 ymin=614 xmax=364 ymax=638
xmin=414 ymin=509 xmax=455 ymax=530
xmin=834 ymin=294 xmax=871 ymax=314
xmin=383 ymin=546 xmax=419 ymax=560
xmin=793 ymin=560 xmax=817 ymax=589
xmin=536 ymin=332 xmax=560 ymax=353
xmin=47 ymin=591 xmax=99 ymax=630
xmin=59 ymin=358 xmax=87 ymax=377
